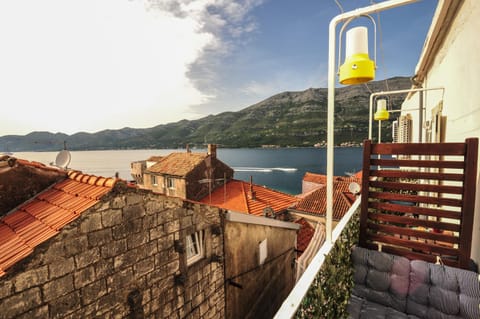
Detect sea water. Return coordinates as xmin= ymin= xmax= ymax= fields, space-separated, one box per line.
xmin=13 ymin=147 xmax=363 ymax=195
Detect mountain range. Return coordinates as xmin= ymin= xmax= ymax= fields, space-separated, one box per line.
xmin=0 ymin=77 xmax=411 ymax=151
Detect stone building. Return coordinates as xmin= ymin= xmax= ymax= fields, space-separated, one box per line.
xmin=0 ymin=159 xmax=225 ymax=318
xmin=199 ymin=178 xmax=301 ymax=319
xmin=132 ymin=145 xmax=234 ymax=201
xmin=0 ymin=157 xmax=300 ymax=318
xmin=199 ymin=178 xmax=298 ymax=217
xmin=294 ymin=172 xmax=361 ymax=225
xmin=223 ymin=211 xmax=299 ymax=319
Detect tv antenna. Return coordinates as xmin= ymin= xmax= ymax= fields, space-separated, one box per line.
xmin=348 ymin=182 xmax=361 ymax=195
xmin=54 ymin=141 xmax=71 ymax=169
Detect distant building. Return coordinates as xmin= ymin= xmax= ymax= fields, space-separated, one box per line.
xmin=301 ymin=172 xmax=327 ymax=194
xmin=397 ymin=113 xmax=413 ymax=143
xmin=290 ymin=172 xmax=361 ymax=280
xmin=293 ymin=172 xmax=361 ymax=225
xmin=199 ymin=178 xmax=298 ymax=217
xmin=198 ymin=178 xmax=301 ymax=319
xmin=131 ymin=144 xmax=234 ymax=201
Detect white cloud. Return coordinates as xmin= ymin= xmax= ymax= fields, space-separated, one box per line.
xmin=0 ymin=0 xmax=262 ymax=135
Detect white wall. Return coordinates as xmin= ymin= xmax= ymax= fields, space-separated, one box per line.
xmin=402 ymin=0 xmax=480 ymax=266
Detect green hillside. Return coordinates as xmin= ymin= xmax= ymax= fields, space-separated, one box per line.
xmin=0 ymin=77 xmax=411 ymax=151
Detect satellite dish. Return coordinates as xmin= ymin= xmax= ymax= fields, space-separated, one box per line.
xmin=348 ymin=182 xmax=361 ymax=195
xmin=55 ymin=150 xmax=71 ymax=169
xmin=263 ymin=207 xmax=275 ymax=218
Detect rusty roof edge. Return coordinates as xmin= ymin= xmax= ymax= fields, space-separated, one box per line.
xmin=225 ymin=210 xmax=300 ymax=230
xmin=240 ymin=181 xmax=252 ymax=214
xmin=287 ymin=208 xmax=343 ymax=221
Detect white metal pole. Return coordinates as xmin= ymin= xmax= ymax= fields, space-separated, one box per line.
xmin=326 ymin=0 xmax=421 ymax=243
xmin=367 ymin=87 xmax=444 ymax=142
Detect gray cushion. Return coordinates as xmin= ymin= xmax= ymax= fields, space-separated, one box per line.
xmin=348 ymin=294 xmax=421 ymax=319
xmin=455 ymin=265 xmax=480 ymax=319
xmin=349 ymin=248 xmax=480 ymax=319
xmin=351 ymin=247 xmax=410 ymax=313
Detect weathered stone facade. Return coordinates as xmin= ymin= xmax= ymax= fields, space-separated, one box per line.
xmin=0 ymin=187 xmax=225 ymax=319
xmin=0 ymin=157 xmax=66 ymax=217
xmin=223 ymin=212 xmax=299 ymax=319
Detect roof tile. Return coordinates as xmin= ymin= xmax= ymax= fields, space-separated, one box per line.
xmin=199 ymin=179 xmax=297 ymax=216
xmin=147 ymin=152 xmax=207 ymax=177
xmin=0 ymin=168 xmax=116 ymax=277
xmin=294 ymin=175 xmax=361 ymax=220
xmin=295 ymin=218 xmax=315 ymax=257
xmin=0 ymin=223 xmax=33 ymax=271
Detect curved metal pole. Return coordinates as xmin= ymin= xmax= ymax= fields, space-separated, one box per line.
xmin=337 ymin=14 xmax=378 ymax=73
xmin=367 ymin=87 xmax=445 ymax=142
xmin=326 ymin=0 xmax=421 ymax=243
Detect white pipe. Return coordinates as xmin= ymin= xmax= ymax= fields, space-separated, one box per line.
xmin=327 ymin=0 xmax=421 ymax=244
xmin=368 ymin=86 xmax=445 ymax=141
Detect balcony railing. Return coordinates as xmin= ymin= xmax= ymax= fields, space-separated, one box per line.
xmin=275 ymin=138 xmax=478 ymax=318
xmin=275 ymin=198 xmax=361 ymax=318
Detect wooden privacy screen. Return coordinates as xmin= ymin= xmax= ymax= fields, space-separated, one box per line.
xmin=359 ymin=138 xmax=478 ymax=269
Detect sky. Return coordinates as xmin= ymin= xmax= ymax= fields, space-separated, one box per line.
xmin=0 ymin=0 xmax=437 ymax=136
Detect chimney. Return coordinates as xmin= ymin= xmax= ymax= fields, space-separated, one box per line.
xmin=207 ymin=144 xmax=217 ymax=159
xmin=248 ymin=176 xmax=256 ymax=200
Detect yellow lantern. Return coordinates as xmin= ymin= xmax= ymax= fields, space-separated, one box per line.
xmin=374 ymin=98 xmax=389 ymax=121
xmin=339 ymin=26 xmax=375 ymax=85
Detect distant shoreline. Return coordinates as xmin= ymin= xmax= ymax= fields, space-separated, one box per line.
xmin=5 ymin=144 xmax=364 ymax=153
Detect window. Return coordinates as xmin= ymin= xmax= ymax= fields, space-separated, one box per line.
xmin=167 ymin=177 xmax=175 ymax=189
xmin=151 ymin=175 xmax=158 ymax=186
xmin=186 ymin=230 xmax=204 ymax=265
xmin=258 ymin=239 xmax=267 ymax=265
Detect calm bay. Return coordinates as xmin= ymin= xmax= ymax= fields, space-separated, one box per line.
xmin=13 ymin=147 xmax=363 ymax=195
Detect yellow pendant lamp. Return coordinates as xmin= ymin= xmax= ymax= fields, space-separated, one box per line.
xmin=374 ymin=98 xmax=389 ymax=121
xmin=339 ymin=26 xmax=375 ymax=85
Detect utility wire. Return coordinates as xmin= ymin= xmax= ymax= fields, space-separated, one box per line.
xmin=370 ymin=0 xmax=389 ymax=91
xmin=334 ymin=0 xmax=344 ymax=13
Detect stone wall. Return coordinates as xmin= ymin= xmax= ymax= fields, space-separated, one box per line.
xmin=224 ymin=221 xmax=297 ymax=319
xmin=0 ymin=159 xmax=66 ymax=217
xmin=0 ymin=187 xmax=225 ymax=319
xmin=185 ymin=159 xmax=234 ymax=202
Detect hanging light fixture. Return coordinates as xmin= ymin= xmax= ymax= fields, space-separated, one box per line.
xmin=374 ymin=98 xmax=389 ymax=121
xmin=338 ymin=16 xmax=377 ymax=85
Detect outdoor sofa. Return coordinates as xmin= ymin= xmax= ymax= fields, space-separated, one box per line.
xmin=347 ymin=246 xmax=480 ymax=319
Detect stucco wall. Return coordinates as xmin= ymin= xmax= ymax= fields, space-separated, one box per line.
xmin=185 ymin=158 xmax=234 ymax=201
xmin=143 ymin=174 xmax=187 ymax=199
xmin=402 ymin=0 xmax=480 ymax=265
xmin=0 ymin=188 xmax=225 ymax=318
xmin=302 ymin=180 xmax=323 ymax=194
xmin=223 ymin=221 xmax=297 ymax=319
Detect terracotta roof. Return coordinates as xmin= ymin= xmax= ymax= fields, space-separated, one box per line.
xmin=146 ymin=156 xmax=164 ymax=162
xmin=303 ymin=172 xmax=327 ymax=185
xmin=147 ymin=152 xmax=208 ymax=177
xmin=0 ymin=170 xmax=116 ymax=277
xmin=302 ymin=171 xmax=362 ymax=186
xmin=0 ymin=157 xmax=67 ymax=216
xmin=295 ymin=218 xmax=315 ymax=257
xmin=294 ymin=176 xmax=361 ymax=220
xmin=199 ymin=179 xmax=298 ymax=216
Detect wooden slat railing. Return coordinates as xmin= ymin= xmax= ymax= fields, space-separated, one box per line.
xmin=359 ymin=138 xmax=478 ymax=269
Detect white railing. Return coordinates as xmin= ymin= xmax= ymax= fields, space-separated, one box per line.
xmin=274 ymin=198 xmax=361 ymax=319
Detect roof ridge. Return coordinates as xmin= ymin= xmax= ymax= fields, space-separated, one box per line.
xmin=234 ymin=179 xmax=296 ymax=198
xmin=14 ymin=158 xmax=67 ymax=174
xmin=67 ymin=170 xmax=116 ymax=188
xmin=240 ymin=181 xmax=252 ymax=214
